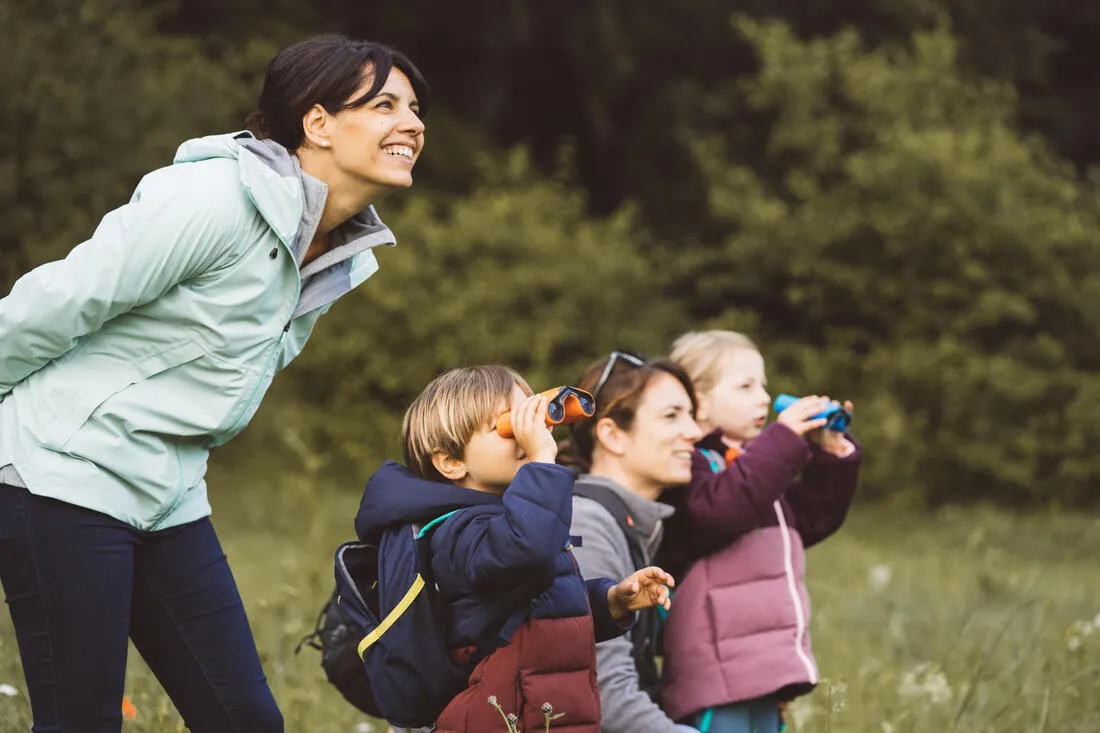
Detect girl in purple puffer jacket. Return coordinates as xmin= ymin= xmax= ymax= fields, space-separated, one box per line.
xmin=658 ymin=331 xmax=862 ymax=733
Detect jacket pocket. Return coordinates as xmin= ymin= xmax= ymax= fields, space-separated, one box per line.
xmin=519 ymin=667 xmax=600 ymax=730
xmin=41 ymin=339 xmax=207 ymax=450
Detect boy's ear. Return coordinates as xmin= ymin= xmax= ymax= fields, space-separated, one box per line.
xmin=594 ymin=416 xmax=628 ymax=458
xmin=431 ymin=452 xmax=468 ymax=482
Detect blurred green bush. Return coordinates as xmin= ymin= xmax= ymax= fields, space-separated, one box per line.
xmin=4 ymin=1 xmax=1099 ymax=507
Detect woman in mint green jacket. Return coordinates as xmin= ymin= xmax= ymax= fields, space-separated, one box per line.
xmin=0 ymin=35 xmax=426 ymax=733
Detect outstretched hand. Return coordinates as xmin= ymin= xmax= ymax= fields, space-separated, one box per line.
xmin=607 ymin=566 xmax=675 ymax=620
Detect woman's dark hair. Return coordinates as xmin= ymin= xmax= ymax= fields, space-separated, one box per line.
xmin=562 ymin=354 xmax=697 ymax=471
xmin=245 ymin=35 xmax=429 ymax=150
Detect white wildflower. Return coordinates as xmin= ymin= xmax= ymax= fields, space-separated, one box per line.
xmin=868 ymin=564 xmax=893 ymax=592
xmin=898 ymin=662 xmax=953 ymax=706
xmin=354 ymin=724 xmax=372 ymax=733
xmin=0 ymin=684 xmax=17 ymax=697
xmin=881 ymin=723 xmax=896 ymax=733
xmin=828 ymin=679 xmax=848 ymax=712
xmin=1093 ymin=613 xmax=1100 ymax=629
xmin=1069 ymin=619 xmax=1096 ymax=645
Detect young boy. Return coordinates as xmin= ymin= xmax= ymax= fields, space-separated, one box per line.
xmin=354 ymin=366 xmax=674 ymax=733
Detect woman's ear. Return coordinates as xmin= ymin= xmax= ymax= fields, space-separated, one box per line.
xmin=430 ymin=452 xmax=467 ymax=482
xmin=594 ymin=416 xmax=628 ymax=458
xmin=301 ymin=104 xmax=333 ymax=150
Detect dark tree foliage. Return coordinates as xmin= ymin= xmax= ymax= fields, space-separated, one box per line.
xmin=6 ymin=0 xmax=1100 ymax=507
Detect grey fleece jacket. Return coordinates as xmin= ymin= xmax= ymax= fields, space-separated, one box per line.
xmin=570 ymin=474 xmax=699 ymax=733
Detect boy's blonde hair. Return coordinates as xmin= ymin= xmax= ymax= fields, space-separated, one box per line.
xmin=402 ymin=365 xmax=533 ymax=481
xmin=670 ymin=330 xmax=759 ymax=396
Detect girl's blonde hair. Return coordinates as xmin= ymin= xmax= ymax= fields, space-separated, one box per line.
xmin=402 ymin=365 xmax=532 ymax=481
xmin=670 ymin=330 xmax=758 ymax=396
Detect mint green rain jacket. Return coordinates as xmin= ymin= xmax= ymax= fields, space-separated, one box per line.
xmin=0 ymin=132 xmax=395 ymax=530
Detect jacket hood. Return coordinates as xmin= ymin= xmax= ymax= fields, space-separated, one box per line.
xmin=173 ymin=132 xmax=309 ymax=247
xmin=173 ymin=131 xmax=398 ymax=317
xmin=354 ymin=461 xmax=503 ymax=541
xmin=172 ymin=132 xmax=395 ymax=252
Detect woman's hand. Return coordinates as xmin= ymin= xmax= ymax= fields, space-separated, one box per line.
xmin=776 ymin=395 xmax=831 ymax=436
xmin=510 ymin=393 xmax=558 ymax=464
xmin=808 ymin=400 xmax=856 ymax=457
xmin=607 ymin=566 xmax=675 ymax=620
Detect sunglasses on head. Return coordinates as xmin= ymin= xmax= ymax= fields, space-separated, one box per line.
xmin=496 ymin=386 xmax=597 ymax=437
xmin=591 ymin=350 xmax=646 ymax=403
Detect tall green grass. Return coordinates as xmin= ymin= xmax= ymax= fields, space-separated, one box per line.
xmin=1 ymin=472 xmax=1097 ymax=732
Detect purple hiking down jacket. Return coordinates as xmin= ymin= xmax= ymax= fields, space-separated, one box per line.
xmin=657 ymin=423 xmax=861 ymax=722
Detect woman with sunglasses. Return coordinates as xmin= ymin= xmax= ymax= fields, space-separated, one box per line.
xmin=564 ymin=352 xmax=704 ymax=733
xmin=0 ymin=35 xmax=425 ymax=732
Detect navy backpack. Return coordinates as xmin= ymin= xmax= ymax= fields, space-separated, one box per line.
xmin=299 ymin=511 xmax=530 ymax=729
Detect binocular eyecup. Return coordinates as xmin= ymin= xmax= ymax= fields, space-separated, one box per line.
xmin=496 ymin=386 xmax=596 ymax=438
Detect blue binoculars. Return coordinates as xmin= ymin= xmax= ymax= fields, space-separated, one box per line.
xmin=773 ymin=394 xmax=852 ymax=432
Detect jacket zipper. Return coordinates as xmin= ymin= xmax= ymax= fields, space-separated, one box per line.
xmin=150 ymin=244 xmax=301 ymax=531
xmin=218 ymin=240 xmax=301 ymax=443
xmin=774 ymin=501 xmax=818 ymax=683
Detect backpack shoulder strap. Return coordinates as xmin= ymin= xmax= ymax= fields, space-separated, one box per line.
xmin=699 ymin=447 xmax=726 ymax=474
xmin=356 ymin=509 xmax=462 ymax=659
xmin=574 ymin=482 xmax=663 ymax=703
xmin=573 ymin=482 xmax=646 ymax=571
xmin=415 ymin=509 xmax=461 ymax=540
xmin=416 ymin=508 xmax=532 ymax=658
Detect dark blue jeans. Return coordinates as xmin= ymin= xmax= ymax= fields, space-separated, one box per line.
xmin=0 ymin=483 xmax=283 ymax=733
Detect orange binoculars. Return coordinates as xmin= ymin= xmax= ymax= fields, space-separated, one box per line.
xmin=496 ymin=386 xmax=597 ymax=438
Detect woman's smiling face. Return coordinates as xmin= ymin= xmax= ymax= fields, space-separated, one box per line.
xmin=325 ymin=66 xmax=425 ymax=194
xmin=616 ymin=371 xmax=703 ymax=491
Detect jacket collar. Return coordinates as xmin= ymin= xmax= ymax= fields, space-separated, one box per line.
xmin=172 ymin=132 xmax=398 ymax=316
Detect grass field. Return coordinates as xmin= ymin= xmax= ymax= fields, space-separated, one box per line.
xmin=1 ymin=469 xmax=1097 ymax=732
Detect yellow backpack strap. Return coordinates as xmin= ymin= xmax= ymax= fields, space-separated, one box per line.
xmin=358 ymin=574 xmax=426 ymax=658
xmin=356 ymin=509 xmax=461 ymax=659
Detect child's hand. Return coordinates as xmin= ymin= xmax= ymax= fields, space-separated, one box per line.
xmin=808 ymin=400 xmax=856 ymax=457
xmin=509 ymin=393 xmax=558 ymax=464
xmin=776 ymin=395 xmax=831 ymax=436
xmin=607 ymin=566 xmax=675 ymax=620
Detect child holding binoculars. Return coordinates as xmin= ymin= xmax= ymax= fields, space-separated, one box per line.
xmin=659 ymin=331 xmax=862 ymax=733
xmin=357 ymin=365 xmax=675 ymax=732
